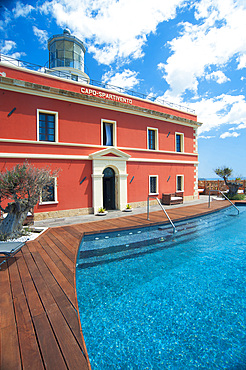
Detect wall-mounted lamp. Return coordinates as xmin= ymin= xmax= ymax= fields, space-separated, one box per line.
xmin=8 ymin=107 xmax=16 ymax=117
xmin=167 ymin=176 xmax=171 ymax=182
xmin=167 ymin=131 xmax=171 ymax=138
xmin=130 ymin=176 xmax=134 ymax=184
xmin=80 ymin=176 xmax=86 ymax=185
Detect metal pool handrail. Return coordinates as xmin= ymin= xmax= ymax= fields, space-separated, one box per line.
xmin=147 ymin=195 xmax=177 ymax=233
xmin=208 ymin=190 xmax=240 ymax=214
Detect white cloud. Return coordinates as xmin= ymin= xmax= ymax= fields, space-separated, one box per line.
xmin=229 ymin=122 xmax=246 ymax=130
xmin=12 ymin=1 xmax=34 ymax=18
xmin=198 ymin=135 xmax=215 ymax=139
xmin=42 ymin=0 xmax=186 ymax=65
xmin=236 ymin=122 xmax=246 ymax=129
xmin=0 ymin=40 xmax=25 ymax=64
xmin=0 ymin=7 xmax=11 ymax=31
xmin=220 ymin=131 xmax=240 ymax=139
xmin=237 ymin=54 xmax=246 ymax=69
xmin=205 ymin=71 xmax=230 ymax=84
xmin=193 ymin=94 xmax=246 ymax=134
xmin=160 ymin=0 xmax=246 ymax=98
xmin=146 ymin=90 xmax=156 ymax=102
xmin=33 ymin=26 xmax=48 ymax=49
xmin=159 ymin=89 xmax=246 ymax=135
xmin=1 ymin=40 xmax=16 ymax=54
xmin=102 ymin=69 xmax=139 ymax=90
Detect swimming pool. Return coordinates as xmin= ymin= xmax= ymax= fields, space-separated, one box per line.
xmin=76 ymin=206 xmax=246 ymax=369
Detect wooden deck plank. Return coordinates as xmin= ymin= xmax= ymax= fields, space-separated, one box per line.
xmin=0 ymin=265 xmax=17 ymax=329
xmin=0 ymin=264 xmax=21 ymax=370
xmin=41 ymin=234 xmax=74 ymax=271
xmin=30 ymin=240 xmax=76 ymax=305
xmin=14 ymin=295 xmax=44 ymax=370
xmin=47 ymin=229 xmax=76 ymax=256
xmin=16 ymin=256 xmax=45 ymax=318
xmin=36 ymin=238 xmax=74 ymax=285
xmin=62 ymin=225 xmax=84 ymax=240
xmin=32 ymin=313 xmax=68 ymax=370
xmin=54 ymin=226 xmax=82 ymax=248
xmin=23 ymin=243 xmax=89 ymax=369
xmin=7 ymin=260 xmax=44 ymax=369
xmin=1 ymin=325 xmax=21 ymax=370
xmin=21 ymin=252 xmax=71 ymax=369
xmin=28 ymin=243 xmax=86 ymax=350
xmin=72 ymin=222 xmax=105 ymax=234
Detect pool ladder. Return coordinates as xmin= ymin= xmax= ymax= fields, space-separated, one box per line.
xmin=147 ymin=195 xmax=177 ymax=233
xmin=208 ymin=190 xmax=240 ymax=214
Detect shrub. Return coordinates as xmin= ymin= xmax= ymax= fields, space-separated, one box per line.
xmin=227 ymin=193 xmax=245 ymax=200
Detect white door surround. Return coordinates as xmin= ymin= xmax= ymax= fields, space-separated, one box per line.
xmin=89 ymin=148 xmax=130 ymax=214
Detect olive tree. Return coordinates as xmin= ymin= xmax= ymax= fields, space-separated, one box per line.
xmin=214 ymin=166 xmax=241 ymax=196
xmin=0 ymin=162 xmax=58 ymax=240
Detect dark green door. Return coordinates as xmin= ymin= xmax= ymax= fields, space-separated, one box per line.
xmin=103 ymin=167 xmax=115 ymax=210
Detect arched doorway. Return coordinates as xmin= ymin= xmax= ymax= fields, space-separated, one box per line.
xmin=103 ymin=167 xmax=115 ymax=210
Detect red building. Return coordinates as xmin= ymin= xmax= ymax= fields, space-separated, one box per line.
xmin=0 ymin=31 xmax=201 ymax=220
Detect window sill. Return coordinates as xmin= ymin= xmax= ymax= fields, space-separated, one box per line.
xmin=38 ymin=140 xmax=58 ymax=143
xmin=39 ymin=201 xmax=59 ymax=205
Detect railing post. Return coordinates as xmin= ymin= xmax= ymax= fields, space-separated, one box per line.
xmin=147 ymin=195 xmax=150 ymax=220
xmin=147 ymin=195 xmax=176 ymax=233
xmin=209 ymin=190 xmax=239 ymax=214
xmin=218 ymin=190 xmax=240 ymax=214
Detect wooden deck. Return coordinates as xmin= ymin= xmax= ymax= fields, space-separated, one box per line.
xmin=0 ymin=201 xmax=231 ymax=369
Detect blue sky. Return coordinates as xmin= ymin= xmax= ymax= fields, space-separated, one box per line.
xmin=1 ymin=0 xmax=246 ymax=178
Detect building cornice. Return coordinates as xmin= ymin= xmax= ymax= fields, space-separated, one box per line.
xmin=0 ymin=75 xmax=202 ymax=129
xmin=0 ymin=152 xmax=199 ymax=165
xmin=0 ymin=138 xmax=198 ymax=156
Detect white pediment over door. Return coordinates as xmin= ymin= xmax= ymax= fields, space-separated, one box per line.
xmin=89 ymin=147 xmax=131 ymax=161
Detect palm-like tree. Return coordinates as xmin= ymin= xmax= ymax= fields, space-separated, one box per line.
xmin=214 ymin=166 xmax=240 ymax=196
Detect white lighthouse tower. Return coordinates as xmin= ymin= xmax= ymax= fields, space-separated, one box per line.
xmin=47 ymin=29 xmax=89 ymax=82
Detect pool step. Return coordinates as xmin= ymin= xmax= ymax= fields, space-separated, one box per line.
xmin=77 ymin=211 xmax=232 ymax=269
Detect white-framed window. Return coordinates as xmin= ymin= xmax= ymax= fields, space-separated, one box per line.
xmin=37 ymin=109 xmax=58 ymax=142
xmin=147 ymin=127 xmax=158 ymax=150
xmin=175 ymin=132 xmax=184 ymax=152
xmin=149 ymin=175 xmax=158 ymax=195
xmin=176 ymin=175 xmax=184 ymax=192
xmin=101 ymin=119 xmax=117 ymax=146
xmin=40 ymin=177 xmax=58 ymax=204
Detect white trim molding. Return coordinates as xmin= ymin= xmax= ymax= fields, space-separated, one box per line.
xmin=0 ymin=138 xmax=198 ymax=156
xmin=149 ymin=175 xmax=159 ymax=195
xmin=176 ymin=174 xmax=184 ymax=192
xmin=39 ymin=177 xmax=58 ymax=205
xmin=0 ymin=152 xmax=198 ymax=164
xmin=37 ymin=109 xmax=59 ymax=143
xmin=147 ymin=127 xmax=159 ymax=150
xmin=175 ymin=132 xmax=184 ymax=153
xmin=101 ymin=119 xmax=117 ymax=147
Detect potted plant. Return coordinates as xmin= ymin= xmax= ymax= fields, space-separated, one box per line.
xmin=96 ymin=207 xmax=108 ymax=216
xmin=123 ymin=204 xmax=132 ymax=212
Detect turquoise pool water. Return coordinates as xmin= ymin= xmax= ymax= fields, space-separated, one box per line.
xmin=76 ymin=206 xmax=246 ymax=369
